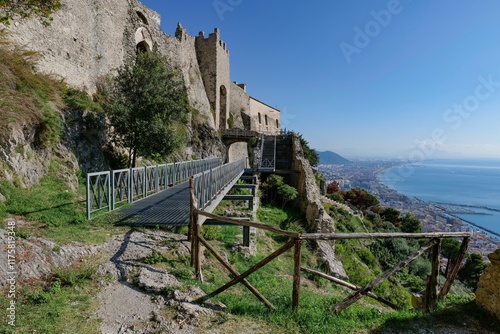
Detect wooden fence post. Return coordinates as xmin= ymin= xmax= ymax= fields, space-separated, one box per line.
xmin=194 ymin=217 xmax=203 ymax=282
xmin=424 ymin=238 xmax=441 ymax=312
xmin=190 ymin=177 xmax=202 ymax=284
xmin=292 ymin=238 xmax=302 ymax=311
xmin=189 ymin=177 xmax=195 ymax=242
xmin=439 ymin=236 xmax=470 ymax=299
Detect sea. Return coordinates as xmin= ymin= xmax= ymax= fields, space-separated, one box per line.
xmin=379 ymin=159 xmax=500 ymax=236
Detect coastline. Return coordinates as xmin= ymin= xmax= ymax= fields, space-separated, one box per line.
xmin=377 ymin=163 xmax=500 ymax=236
xmin=445 ymin=212 xmax=500 ymax=239
xmin=375 ymin=165 xmax=500 ymax=255
xmin=318 ymin=161 xmax=500 ymax=257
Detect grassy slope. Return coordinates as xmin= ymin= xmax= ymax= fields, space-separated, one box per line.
xmin=0 ymin=32 xmax=498 ymax=333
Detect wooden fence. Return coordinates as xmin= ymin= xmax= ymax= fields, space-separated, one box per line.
xmin=188 ymin=178 xmax=470 ymax=312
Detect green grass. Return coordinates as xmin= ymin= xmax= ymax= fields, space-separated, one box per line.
xmin=0 ymin=159 xmax=128 ymax=244
xmin=149 ymin=203 xmax=498 ymax=334
xmin=0 ymin=261 xmax=101 ymax=334
xmin=0 ymin=31 xmax=65 ymax=148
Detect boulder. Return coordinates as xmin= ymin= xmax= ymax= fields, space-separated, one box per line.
xmin=475 ymin=249 xmax=500 ymax=319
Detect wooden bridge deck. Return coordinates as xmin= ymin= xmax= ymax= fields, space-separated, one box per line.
xmin=116 ymin=182 xmax=191 ymax=227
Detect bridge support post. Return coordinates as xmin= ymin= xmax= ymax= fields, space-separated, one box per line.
xmin=243 ymin=226 xmax=250 ymax=247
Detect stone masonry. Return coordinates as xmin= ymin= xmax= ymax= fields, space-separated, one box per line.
xmin=4 ymin=0 xmax=280 ymax=142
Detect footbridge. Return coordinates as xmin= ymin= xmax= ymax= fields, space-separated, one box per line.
xmin=222 ymin=129 xmax=295 ymax=173
xmin=86 ymin=157 xmax=252 ymax=227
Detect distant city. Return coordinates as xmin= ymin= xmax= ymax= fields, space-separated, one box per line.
xmin=318 ymin=160 xmax=500 ymax=257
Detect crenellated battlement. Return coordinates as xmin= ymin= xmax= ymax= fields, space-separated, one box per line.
xmin=196 ymin=28 xmax=229 ymax=54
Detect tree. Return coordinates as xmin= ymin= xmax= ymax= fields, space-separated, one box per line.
xmin=295 ymin=133 xmax=319 ymax=168
xmin=277 ymin=182 xmax=298 ymax=208
xmin=380 ymin=207 xmax=401 ymax=226
xmin=106 ymin=51 xmax=189 ymax=167
xmin=441 ymin=238 xmax=461 ymax=277
xmin=458 ymin=252 xmax=487 ymax=291
xmin=264 ymin=174 xmax=298 ymax=208
xmin=0 ymin=0 xmax=61 ymax=25
xmin=344 ymin=188 xmax=379 ymax=212
xmin=326 ymin=181 xmax=340 ymax=194
xmin=400 ymin=213 xmax=422 ymax=233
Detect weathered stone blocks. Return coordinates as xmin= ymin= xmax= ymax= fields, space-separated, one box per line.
xmin=476 ymin=249 xmax=500 ymax=320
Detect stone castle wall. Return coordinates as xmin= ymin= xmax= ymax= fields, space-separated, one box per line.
xmin=229 ymin=82 xmax=250 ymax=129
xmin=195 ymin=28 xmax=231 ymax=130
xmin=5 ymin=0 xmax=132 ymax=92
xmin=4 ymin=0 xmax=279 ymax=162
xmin=249 ymin=98 xmax=281 ymax=135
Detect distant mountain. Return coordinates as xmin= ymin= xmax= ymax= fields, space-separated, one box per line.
xmin=318 ymin=151 xmax=351 ymax=165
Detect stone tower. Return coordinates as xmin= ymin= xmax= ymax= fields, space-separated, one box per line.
xmin=195 ymin=28 xmax=231 ymax=130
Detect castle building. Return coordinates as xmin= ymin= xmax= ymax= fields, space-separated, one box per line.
xmin=194 ymin=27 xmax=281 ymax=134
xmin=4 ymin=0 xmax=280 ymax=136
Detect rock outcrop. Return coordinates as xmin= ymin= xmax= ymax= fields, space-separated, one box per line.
xmin=3 ymin=0 xmax=228 ymax=169
xmin=475 ymin=249 xmax=500 ymax=320
xmin=290 ymin=135 xmax=347 ymax=278
xmin=0 ymin=218 xmax=104 ymax=288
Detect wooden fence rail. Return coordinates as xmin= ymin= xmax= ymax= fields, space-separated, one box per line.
xmin=188 ymin=178 xmax=470 ymax=312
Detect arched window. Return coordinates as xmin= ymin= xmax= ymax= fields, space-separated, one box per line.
xmin=136 ymin=11 xmax=148 ymax=25
xmin=136 ymin=41 xmax=149 ymax=53
xmin=134 ymin=27 xmax=152 ymax=54
xmin=258 ymin=113 xmax=262 ymax=124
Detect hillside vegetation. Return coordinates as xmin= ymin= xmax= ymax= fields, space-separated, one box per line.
xmin=0 ymin=32 xmax=498 ymax=333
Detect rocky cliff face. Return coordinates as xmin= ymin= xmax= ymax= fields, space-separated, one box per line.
xmin=475 ymin=249 xmax=500 ymax=320
xmin=290 ymin=135 xmax=346 ymax=278
xmin=0 ymin=107 xmax=99 ymax=189
xmin=3 ymin=0 xmax=227 ymax=174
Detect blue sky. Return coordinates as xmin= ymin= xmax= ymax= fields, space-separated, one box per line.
xmin=140 ymin=0 xmax=500 ymax=159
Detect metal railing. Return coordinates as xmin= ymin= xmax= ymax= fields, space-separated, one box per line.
xmin=86 ymin=157 xmax=222 ymax=219
xmin=193 ymin=159 xmax=246 ymax=210
xmin=259 ymin=135 xmax=276 ymax=170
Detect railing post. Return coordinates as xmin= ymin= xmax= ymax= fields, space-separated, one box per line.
xmin=86 ymin=174 xmax=91 ymax=220
xmin=155 ymin=165 xmax=159 ymax=193
xmin=292 ymin=238 xmax=302 ymax=311
xmin=111 ymin=171 xmax=115 ymax=211
xmin=243 ymin=226 xmax=250 ymax=247
xmin=143 ymin=166 xmax=147 ymax=198
xmin=107 ymin=172 xmax=111 ymax=212
xmin=128 ymin=167 xmax=135 ymax=203
xmin=165 ymin=164 xmax=169 ymax=189
xmin=173 ymin=162 xmax=177 ymax=185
